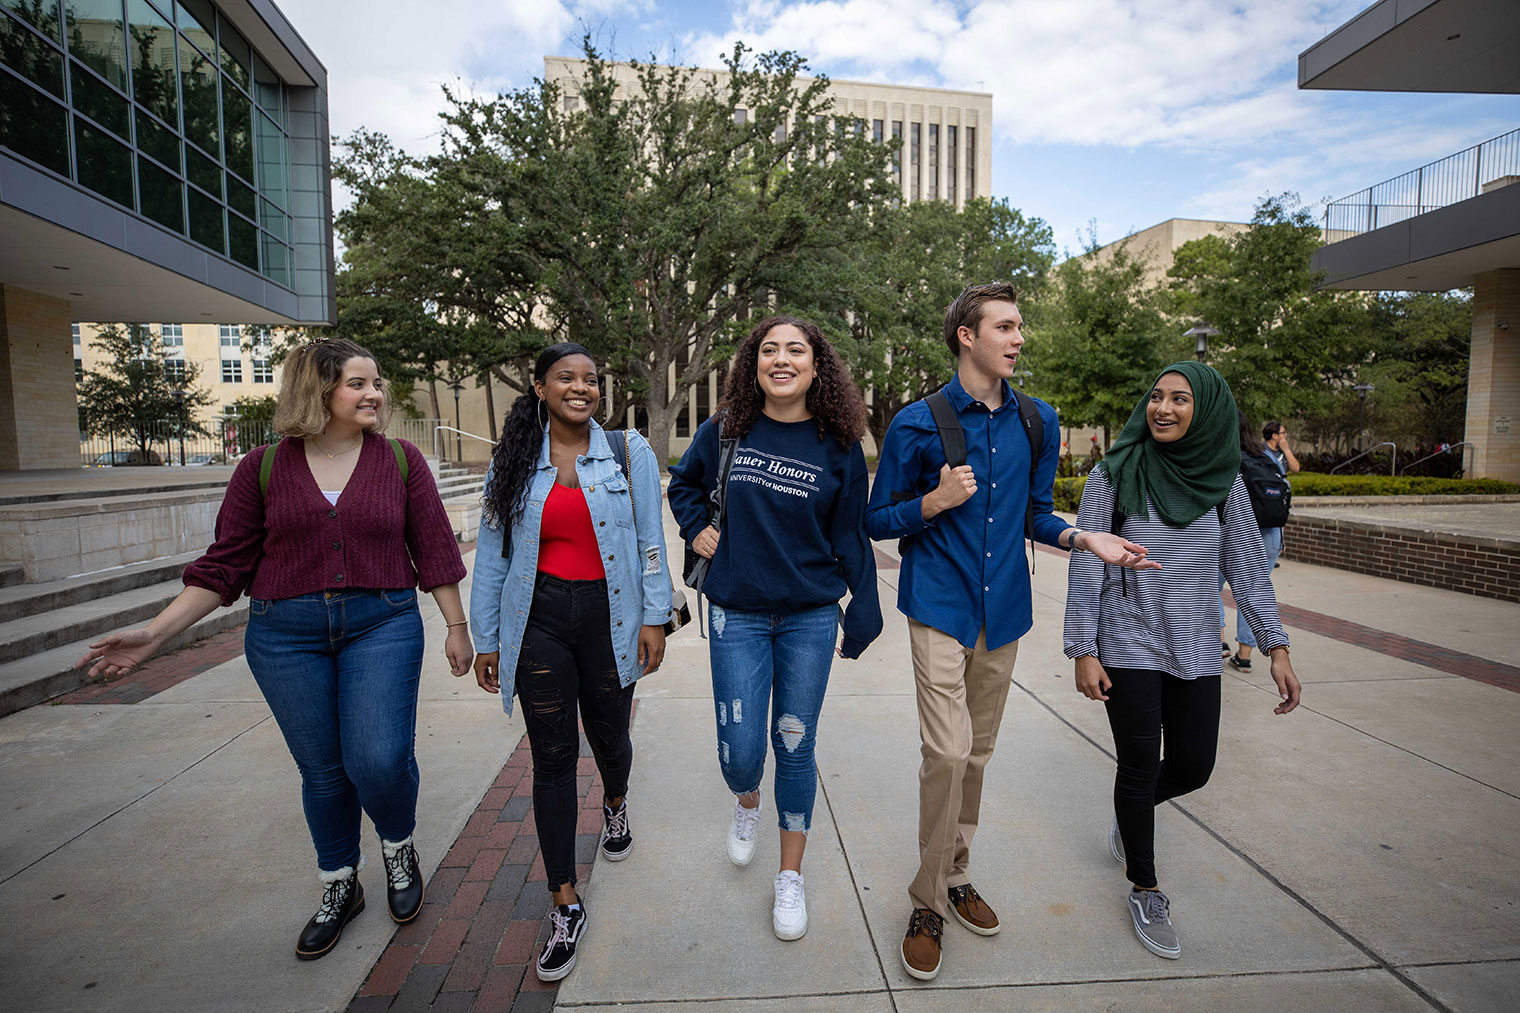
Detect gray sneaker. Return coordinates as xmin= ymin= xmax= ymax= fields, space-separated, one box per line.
xmin=1109 ymin=820 xmax=1125 ymax=866
xmin=1127 ymin=888 xmax=1181 ymax=959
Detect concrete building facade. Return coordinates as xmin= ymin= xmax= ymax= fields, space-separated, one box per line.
xmin=1300 ymin=0 xmax=1520 ymax=479
xmin=0 ymin=0 xmax=334 ymax=470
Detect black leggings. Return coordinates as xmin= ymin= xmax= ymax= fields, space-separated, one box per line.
xmin=515 ymin=573 xmax=635 ymax=892
xmin=1102 ymin=668 xmax=1221 ymax=889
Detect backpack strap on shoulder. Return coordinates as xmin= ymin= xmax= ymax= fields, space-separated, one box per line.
xmin=605 ymin=429 xmax=628 ymax=478
xmin=925 ymin=389 xmax=966 ymax=468
xmin=388 ymin=438 xmax=408 ymax=485
xmin=258 ymin=440 xmax=279 ymax=498
xmin=1011 ymin=389 xmax=1044 ymax=544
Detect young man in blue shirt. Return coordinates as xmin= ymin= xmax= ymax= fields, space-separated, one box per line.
xmin=865 ymin=282 xmax=1156 ymax=981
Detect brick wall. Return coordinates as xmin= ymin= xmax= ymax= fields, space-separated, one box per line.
xmin=1282 ymin=514 xmax=1520 ymax=604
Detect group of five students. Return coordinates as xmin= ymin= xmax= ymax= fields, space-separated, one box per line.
xmin=80 ymin=282 xmax=1301 ymax=982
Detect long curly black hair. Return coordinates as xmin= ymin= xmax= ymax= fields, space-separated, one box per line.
xmin=482 ymin=342 xmax=596 ymax=529
xmin=717 ymin=316 xmax=867 ymax=448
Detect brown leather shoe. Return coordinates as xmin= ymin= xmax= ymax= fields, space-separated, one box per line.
xmin=901 ymin=907 xmax=944 ymax=980
xmin=948 ymin=883 xmax=1000 ymax=936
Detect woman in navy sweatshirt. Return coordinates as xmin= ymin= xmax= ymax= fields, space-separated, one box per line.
xmin=668 ymin=315 xmax=882 ymax=941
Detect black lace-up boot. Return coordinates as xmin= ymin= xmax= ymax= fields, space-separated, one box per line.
xmin=296 ymin=865 xmax=365 ymax=960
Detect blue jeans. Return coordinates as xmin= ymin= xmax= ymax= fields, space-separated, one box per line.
xmin=708 ymin=603 xmax=838 ymax=833
xmin=1219 ymin=526 xmax=1283 ymax=648
xmin=245 ymin=589 xmax=425 ymax=871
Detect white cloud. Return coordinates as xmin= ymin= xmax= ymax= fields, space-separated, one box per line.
xmin=682 ymin=0 xmax=1373 ymax=150
xmin=276 ymin=0 xmax=649 ymax=152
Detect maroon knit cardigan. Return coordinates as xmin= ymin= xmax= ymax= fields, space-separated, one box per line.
xmin=184 ymin=434 xmax=466 ymax=605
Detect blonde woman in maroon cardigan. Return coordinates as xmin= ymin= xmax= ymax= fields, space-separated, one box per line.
xmin=78 ymin=338 xmax=472 ymax=961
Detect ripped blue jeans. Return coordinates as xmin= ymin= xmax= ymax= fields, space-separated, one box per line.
xmin=708 ymin=603 xmax=838 ymax=833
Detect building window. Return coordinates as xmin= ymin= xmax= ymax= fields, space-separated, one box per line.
xmin=872 ymin=118 xmax=883 ymax=144
xmin=733 ymin=108 xmax=747 ymax=125
xmin=891 ymin=121 xmax=902 ymax=182
xmin=947 ymin=125 xmax=957 ymax=204
xmin=695 ymin=372 xmax=710 ymax=426
xmin=966 ymin=127 xmax=976 ymax=200
xmin=75 ymin=358 xmax=84 ymax=382
xmin=160 ymin=322 xmax=184 ymax=350
xmin=252 ymin=359 xmax=273 ymax=383
xmin=164 ymin=359 xmax=187 ymax=385
xmin=910 ymin=122 xmax=920 ymax=201
xmin=0 ymin=1 xmax=295 ymax=287
xmin=563 ymin=95 xmax=579 ymax=111
xmin=928 ymin=124 xmax=938 ymax=201
xmin=221 ymin=358 xmax=243 ymax=383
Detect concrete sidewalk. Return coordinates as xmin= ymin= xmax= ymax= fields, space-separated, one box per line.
xmin=1 ymin=521 xmax=1518 ymax=1011
xmin=556 ymin=531 xmax=1520 ymax=1012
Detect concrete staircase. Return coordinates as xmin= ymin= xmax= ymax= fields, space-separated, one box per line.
xmin=0 ymin=551 xmax=248 ymax=717
xmin=0 ymin=457 xmax=484 ymax=718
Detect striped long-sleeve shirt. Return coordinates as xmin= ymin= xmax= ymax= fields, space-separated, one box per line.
xmin=1064 ymin=466 xmax=1288 ymax=679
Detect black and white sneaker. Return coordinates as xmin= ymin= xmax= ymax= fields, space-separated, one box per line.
xmin=601 ymin=801 xmax=632 ymax=861
xmin=535 ymin=902 xmax=588 ymax=981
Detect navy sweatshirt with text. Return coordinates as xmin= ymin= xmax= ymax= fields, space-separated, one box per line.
xmin=667 ymin=414 xmax=882 ymax=659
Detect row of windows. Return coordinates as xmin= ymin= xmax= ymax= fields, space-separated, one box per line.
xmin=74 ymin=352 xmax=270 ymax=384
xmin=1 ymin=0 xmax=297 ymax=286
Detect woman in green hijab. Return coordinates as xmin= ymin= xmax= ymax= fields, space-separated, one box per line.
xmin=1062 ymin=362 xmax=1302 ymax=962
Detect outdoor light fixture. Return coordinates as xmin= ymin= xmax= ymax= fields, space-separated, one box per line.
xmin=1184 ymin=324 xmax=1221 ymax=362
xmin=1353 ymin=383 xmax=1375 ymax=452
xmin=449 ymin=379 xmax=467 ymax=460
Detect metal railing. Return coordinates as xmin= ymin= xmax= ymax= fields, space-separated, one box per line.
xmin=1323 ymin=127 xmax=1520 ymax=240
xmin=434 ymin=425 xmax=495 ymax=463
xmin=1330 ymin=442 xmax=1397 ymax=476
xmin=79 ymin=417 xmax=449 ymax=466
xmin=1398 ymin=441 xmax=1470 ymax=476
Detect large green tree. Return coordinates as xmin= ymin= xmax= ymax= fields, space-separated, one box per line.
xmin=780 ymin=197 xmax=1054 ymax=444
xmin=78 ymin=324 xmax=215 ymax=462
xmin=337 ymin=40 xmax=895 ymax=463
xmin=1035 ymin=239 xmax=1179 ymax=444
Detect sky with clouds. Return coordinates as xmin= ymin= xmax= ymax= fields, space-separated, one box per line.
xmin=277 ymin=0 xmax=1516 ymax=256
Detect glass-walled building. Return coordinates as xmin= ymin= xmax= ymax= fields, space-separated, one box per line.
xmin=0 ymin=0 xmax=331 ymax=469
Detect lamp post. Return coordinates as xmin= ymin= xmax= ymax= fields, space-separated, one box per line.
xmin=171 ymin=388 xmax=187 ymax=466
xmin=1352 ymin=383 xmax=1375 ymax=452
xmin=449 ymin=379 xmax=466 ymax=461
xmin=1015 ymin=369 xmax=1033 ymax=389
xmin=1184 ymin=324 xmax=1221 ymax=363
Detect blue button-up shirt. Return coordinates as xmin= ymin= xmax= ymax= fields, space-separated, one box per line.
xmin=864 ymin=374 xmax=1068 ymax=650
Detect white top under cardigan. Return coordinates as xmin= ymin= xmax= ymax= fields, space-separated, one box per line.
xmin=1064 ymin=467 xmax=1289 ymax=679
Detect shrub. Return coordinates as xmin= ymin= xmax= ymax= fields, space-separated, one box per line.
xmin=1054 ymin=476 xmax=1086 ymax=513
xmin=1289 ymin=473 xmax=1520 ymax=497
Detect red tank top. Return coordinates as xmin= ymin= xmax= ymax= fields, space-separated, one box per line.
xmin=536 ymin=483 xmax=606 ymax=580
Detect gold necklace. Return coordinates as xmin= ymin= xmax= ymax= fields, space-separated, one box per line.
xmin=314 ymin=436 xmax=363 ymax=460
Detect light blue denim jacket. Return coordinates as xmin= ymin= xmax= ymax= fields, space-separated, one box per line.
xmin=470 ymin=422 xmax=672 ymax=715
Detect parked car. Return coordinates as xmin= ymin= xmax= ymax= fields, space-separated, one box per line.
xmin=87 ymin=449 xmax=164 ymax=467
xmin=166 ymin=452 xmax=220 ymax=466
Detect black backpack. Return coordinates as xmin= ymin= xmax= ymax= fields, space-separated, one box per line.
xmin=894 ymin=385 xmax=1045 ymax=559
xmin=1239 ymin=451 xmax=1291 ymax=528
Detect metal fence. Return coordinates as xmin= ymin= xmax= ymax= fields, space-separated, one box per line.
xmin=79 ymin=418 xmax=447 ymax=467
xmin=1323 ymin=127 xmax=1520 ymax=239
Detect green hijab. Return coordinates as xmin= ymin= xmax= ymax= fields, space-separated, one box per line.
xmin=1102 ymin=361 xmax=1240 ymax=528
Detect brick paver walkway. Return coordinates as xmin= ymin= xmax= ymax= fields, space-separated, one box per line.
xmin=348 ymin=716 xmax=622 ymax=1013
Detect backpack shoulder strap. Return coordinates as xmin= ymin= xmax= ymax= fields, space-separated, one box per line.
xmin=258 ymin=440 xmax=279 ymax=498
xmin=605 ymin=429 xmax=628 ymax=478
xmin=388 ymin=438 xmax=408 ymax=485
xmin=925 ymin=389 xmax=966 ymax=468
xmin=1011 ymin=389 xmax=1044 ymax=541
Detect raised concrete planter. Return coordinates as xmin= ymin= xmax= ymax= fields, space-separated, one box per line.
xmin=0 ymin=489 xmax=224 ymax=583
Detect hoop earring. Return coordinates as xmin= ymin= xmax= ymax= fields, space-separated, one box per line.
xmin=598 ymin=395 xmax=613 ymax=424
xmin=537 ymin=399 xmax=548 ymax=429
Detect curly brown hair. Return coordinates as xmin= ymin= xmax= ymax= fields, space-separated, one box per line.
xmin=717 ymin=316 xmax=867 ymax=448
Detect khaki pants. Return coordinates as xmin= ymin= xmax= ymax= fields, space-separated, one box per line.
xmin=907 ymin=619 xmax=1020 ymax=918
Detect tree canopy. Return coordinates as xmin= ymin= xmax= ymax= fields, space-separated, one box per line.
xmin=78 ymin=324 xmax=215 ymax=459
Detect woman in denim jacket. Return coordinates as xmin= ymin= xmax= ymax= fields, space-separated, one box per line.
xmin=470 ymin=342 xmax=672 ymax=982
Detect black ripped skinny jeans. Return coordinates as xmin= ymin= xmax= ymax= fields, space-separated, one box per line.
xmin=515 ymin=572 xmax=635 ymax=892
xmin=1102 ymin=667 xmax=1221 ymax=889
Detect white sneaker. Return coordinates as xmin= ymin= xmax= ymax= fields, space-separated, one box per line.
xmin=728 ymin=798 xmax=762 ymax=866
xmin=773 ymin=871 xmax=807 ymax=940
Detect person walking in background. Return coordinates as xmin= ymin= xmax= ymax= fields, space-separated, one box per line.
xmin=470 ymin=342 xmax=670 ymax=983
xmin=1065 ymin=362 xmax=1302 ymax=962
xmin=1262 ymin=421 xmax=1302 ymax=475
xmin=1226 ymin=411 xmax=1294 ymax=671
xmin=667 ymin=315 xmax=881 ymax=942
xmin=865 ymin=282 xmax=1156 ymax=981
xmin=78 ymin=338 xmax=471 ymax=960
